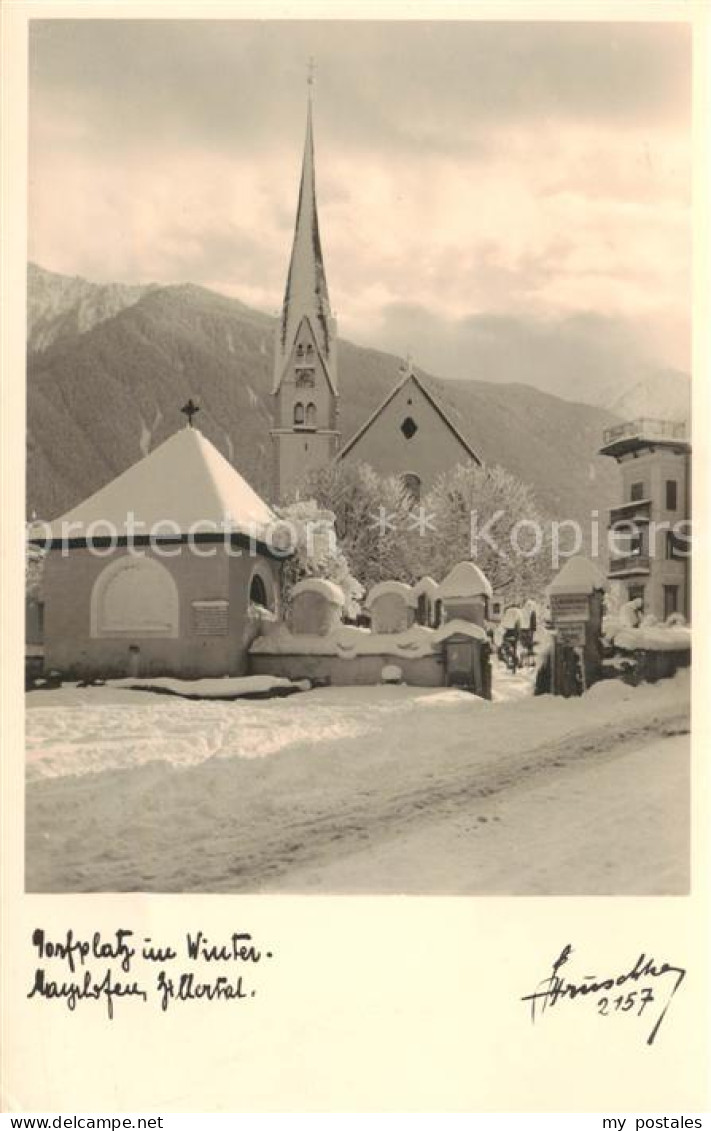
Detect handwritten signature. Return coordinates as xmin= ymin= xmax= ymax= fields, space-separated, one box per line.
xmin=521 ymin=944 xmax=686 ymax=1046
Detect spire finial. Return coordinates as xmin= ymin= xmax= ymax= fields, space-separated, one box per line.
xmin=307 ymin=57 xmax=316 ymax=95
xmin=399 ymin=351 xmax=415 ymax=377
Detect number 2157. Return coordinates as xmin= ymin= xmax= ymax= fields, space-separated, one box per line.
xmin=598 ymin=988 xmax=654 ymax=1016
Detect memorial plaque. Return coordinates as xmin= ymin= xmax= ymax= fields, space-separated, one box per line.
xmin=550 ymin=593 xmax=590 ymax=622
xmin=191 ymin=599 xmax=229 ymax=636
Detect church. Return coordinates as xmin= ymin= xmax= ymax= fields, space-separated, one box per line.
xmin=270 ymin=88 xmax=481 ymax=503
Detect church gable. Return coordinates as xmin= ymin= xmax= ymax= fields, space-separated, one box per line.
xmin=278 ymin=315 xmax=334 ymax=395
xmin=274 ymin=315 xmax=336 ymax=432
xmin=338 ymin=373 xmax=481 ymax=496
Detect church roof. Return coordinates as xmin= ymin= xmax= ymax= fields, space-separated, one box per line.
xmin=337 ymin=369 xmax=482 ymax=464
xmin=45 ymin=426 xmax=275 ymax=541
xmin=274 ymin=94 xmax=335 ymax=392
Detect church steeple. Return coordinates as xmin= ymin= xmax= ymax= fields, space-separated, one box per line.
xmin=273 ymin=75 xmax=337 ymax=393
xmin=270 ymin=71 xmax=340 ymax=502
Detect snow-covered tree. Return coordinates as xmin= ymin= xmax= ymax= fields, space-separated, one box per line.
xmin=416 ymin=463 xmax=553 ymax=601
xmin=289 ymin=461 xmax=417 ymax=590
xmin=274 ymin=497 xmax=364 ymax=616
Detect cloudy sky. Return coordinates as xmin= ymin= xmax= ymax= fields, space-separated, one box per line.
xmin=28 ymin=19 xmax=691 ymax=390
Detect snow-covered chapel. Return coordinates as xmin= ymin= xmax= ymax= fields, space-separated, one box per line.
xmin=39 ymin=422 xmax=283 ymax=679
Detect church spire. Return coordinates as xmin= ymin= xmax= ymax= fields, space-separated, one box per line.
xmin=274 ymin=69 xmax=337 ymax=392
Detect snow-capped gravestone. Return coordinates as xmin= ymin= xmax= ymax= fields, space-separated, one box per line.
xmin=365 ymin=581 xmax=416 ymax=634
xmin=437 ymin=561 xmax=492 ymax=627
xmin=433 ymin=619 xmax=492 ymax=699
xmin=289 ymin=578 xmax=345 ymax=636
xmin=547 ymin=555 xmax=606 ymax=695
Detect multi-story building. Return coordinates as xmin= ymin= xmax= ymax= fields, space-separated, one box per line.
xmin=599 ymin=418 xmax=691 ymax=621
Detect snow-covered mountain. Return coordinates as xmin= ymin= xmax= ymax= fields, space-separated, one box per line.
xmin=27 ymin=262 xmax=156 ymax=353
xmin=26 ymin=264 xmax=631 ymax=528
xmin=607 ymin=369 xmax=691 ymax=424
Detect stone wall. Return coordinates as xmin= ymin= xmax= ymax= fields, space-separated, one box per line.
xmin=249 ymin=650 xmax=445 ymax=687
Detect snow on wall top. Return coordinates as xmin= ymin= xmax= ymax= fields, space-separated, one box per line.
xmin=438 ymin=561 xmax=493 ymax=600
xmin=365 ymin=581 xmax=417 ymax=609
xmin=432 ymin=619 xmax=489 ymax=644
xmin=291 ymin=577 xmax=346 ymax=606
xmin=548 ymin=555 xmax=606 ymax=595
xmin=612 ymin=625 xmax=692 ymax=653
xmin=46 ymin=426 xmax=275 ymax=539
xmin=250 ymin=622 xmax=437 ymax=658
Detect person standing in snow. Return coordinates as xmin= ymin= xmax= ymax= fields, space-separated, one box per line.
xmin=501 ymin=604 xmax=522 ymax=671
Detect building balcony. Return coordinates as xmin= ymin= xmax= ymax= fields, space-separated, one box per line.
xmin=600 ymin=418 xmax=689 ymax=460
xmin=608 ymin=498 xmax=652 ymax=527
xmin=608 ymin=554 xmax=651 ymax=577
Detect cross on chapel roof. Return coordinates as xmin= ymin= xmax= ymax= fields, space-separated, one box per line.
xmin=181 ymin=398 xmax=200 ymax=427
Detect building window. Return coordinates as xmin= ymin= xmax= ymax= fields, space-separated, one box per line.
xmin=249 ymin=574 xmax=268 ymax=608
xmin=294 ymin=402 xmax=305 ymax=425
xmin=630 ymin=481 xmax=645 ymax=501
xmin=665 ymin=531 xmax=686 ymax=560
xmin=664 ymin=585 xmax=679 ymax=620
xmin=628 ymin=525 xmax=647 ymax=557
xmin=401 ymin=417 xmax=418 ymax=440
xmin=627 ymin=584 xmax=645 ymax=608
xmin=306 ymin=402 xmax=317 ymax=427
xmin=401 ymin=472 xmax=421 ymax=504
xmin=295 ymin=367 xmax=315 ymax=387
xmin=249 ymin=565 xmax=275 ymax=612
xmin=666 ymin=480 xmax=678 ymax=510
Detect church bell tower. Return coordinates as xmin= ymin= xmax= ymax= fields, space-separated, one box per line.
xmin=271 ymin=73 xmax=339 ymax=501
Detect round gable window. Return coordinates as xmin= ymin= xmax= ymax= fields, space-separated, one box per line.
xmin=401 ymin=417 xmax=418 ymax=440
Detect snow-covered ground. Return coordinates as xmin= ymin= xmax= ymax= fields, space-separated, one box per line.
xmin=26 ymin=668 xmax=690 ymax=894
xmin=270 ymin=734 xmax=689 ymax=895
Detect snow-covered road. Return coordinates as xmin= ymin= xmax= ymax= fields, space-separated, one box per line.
xmin=268 ymin=733 xmax=689 ymax=895
xmin=25 ymin=671 xmax=690 ymax=894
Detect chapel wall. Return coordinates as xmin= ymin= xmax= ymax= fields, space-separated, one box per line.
xmin=42 ymin=544 xmax=276 ymax=679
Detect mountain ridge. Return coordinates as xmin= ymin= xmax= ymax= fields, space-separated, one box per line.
xmin=27 ymin=264 xmax=650 ymax=534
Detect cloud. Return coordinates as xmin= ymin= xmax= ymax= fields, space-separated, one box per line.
xmin=28 ymin=18 xmax=692 ymax=377
xmin=29 ymin=19 xmax=690 ymax=157
xmin=353 ymin=303 xmax=688 ymax=406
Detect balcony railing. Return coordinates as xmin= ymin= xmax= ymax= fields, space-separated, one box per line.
xmin=608 ymin=554 xmax=651 ymax=575
xmin=602 ymin=419 xmax=687 ymax=447
xmin=609 ymin=499 xmax=652 ymax=526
